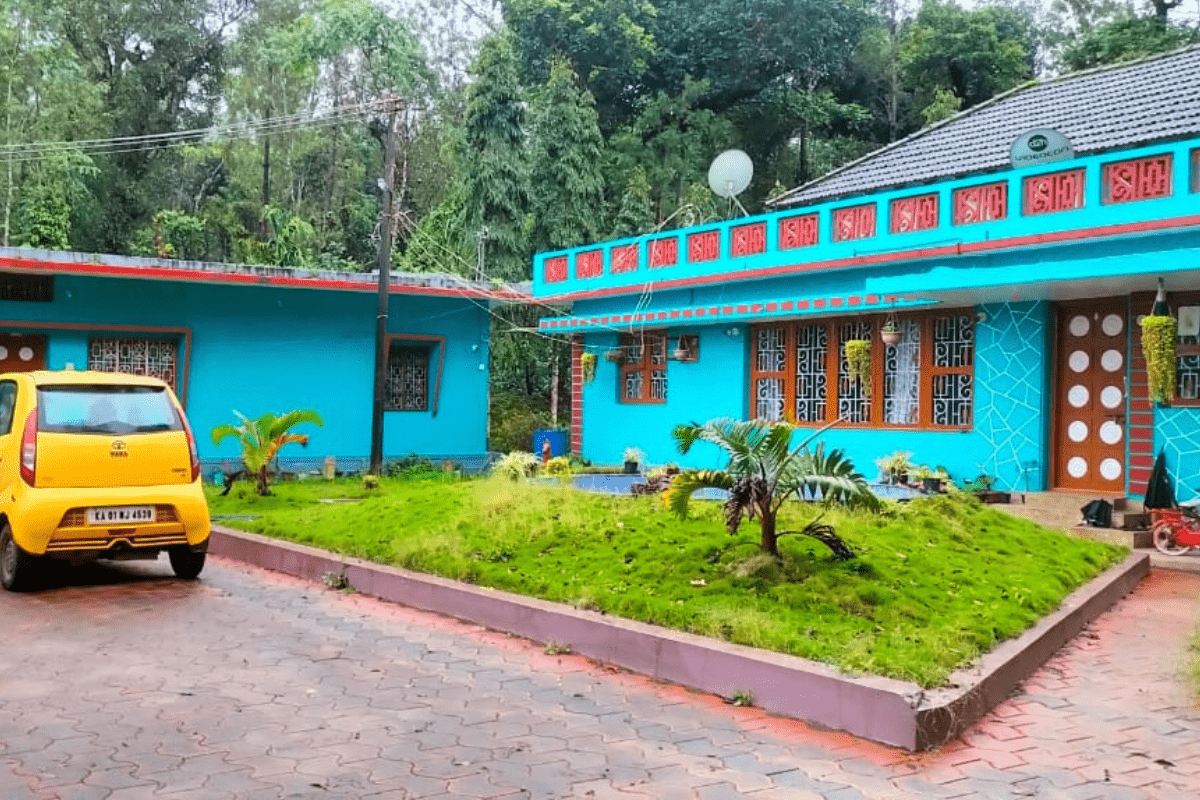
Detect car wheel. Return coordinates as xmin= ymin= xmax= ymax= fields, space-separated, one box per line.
xmin=168 ymin=546 xmax=206 ymax=580
xmin=1 ymin=523 xmax=36 ymax=591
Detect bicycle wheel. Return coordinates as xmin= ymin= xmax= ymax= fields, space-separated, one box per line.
xmin=1152 ymin=521 xmax=1194 ymax=555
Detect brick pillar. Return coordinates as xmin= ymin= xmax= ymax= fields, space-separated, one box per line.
xmin=570 ymin=335 xmax=583 ymax=456
xmin=1127 ymin=297 xmax=1155 ymax=494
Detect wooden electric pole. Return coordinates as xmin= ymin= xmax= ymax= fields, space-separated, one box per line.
xmin=369 ymin=96 xmax=403 ymax=476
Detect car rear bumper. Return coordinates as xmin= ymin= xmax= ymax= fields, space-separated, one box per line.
xmin=7 ymin=482 xmax=211 ymax=557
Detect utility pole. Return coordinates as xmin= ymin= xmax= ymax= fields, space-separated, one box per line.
xmin=369 ymin=96 xmax=403 ymax=476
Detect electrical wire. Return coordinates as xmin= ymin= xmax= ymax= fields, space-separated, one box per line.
xmin=0 ymin=99 xmax=391 ymax=164
xmin=398 ymin=214 xmax=674 ymax=351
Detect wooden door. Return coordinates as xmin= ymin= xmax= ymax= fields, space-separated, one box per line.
xmin=0 ymin=334 xmax=46 ymax=372
xmin=1054 ymin=301 xmax=1127 ymax=493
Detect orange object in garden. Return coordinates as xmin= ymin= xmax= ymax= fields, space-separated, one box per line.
xmin=541 ymin=437 xmax=551 ymax=465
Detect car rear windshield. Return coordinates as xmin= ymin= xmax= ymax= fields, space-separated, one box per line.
xmin=37 ymin=385 xmax=182 ymax=435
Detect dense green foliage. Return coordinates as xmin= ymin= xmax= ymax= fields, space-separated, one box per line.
xmin=208 ymin=477 xmax=1126 ymax=687
xmin=1 ymin=0 xmax=1194 ymax=431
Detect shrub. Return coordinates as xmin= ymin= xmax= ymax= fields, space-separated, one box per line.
xmin=492 ymin=451 xmax=539 ymax=481
xmin=545 ymin=456 xmax=572 ymax=476
xmin=385 ymin=454 xmax=439 ymax=479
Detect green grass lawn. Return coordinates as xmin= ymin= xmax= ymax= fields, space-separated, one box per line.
xmin=207 ymin=476 xmax=1126 ymax=688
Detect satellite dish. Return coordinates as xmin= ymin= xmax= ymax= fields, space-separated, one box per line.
xmin=708 ymin=149 xmax=753 ymax=198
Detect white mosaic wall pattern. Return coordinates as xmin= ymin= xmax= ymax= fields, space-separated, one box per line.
xmin=1155 ymin=409 xmax=1200 ymax=502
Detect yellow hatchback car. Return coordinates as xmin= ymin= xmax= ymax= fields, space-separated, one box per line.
xmin=0 ymin=370 xmax=211 ymax=591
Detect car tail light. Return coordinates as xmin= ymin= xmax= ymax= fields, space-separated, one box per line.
xmin=20 ymin=411 xmax=37 ymax=486
xmin=179 ymin=410 xmax=201 ymax=482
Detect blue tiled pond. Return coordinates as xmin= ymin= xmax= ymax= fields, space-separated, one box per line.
xmin=535 ymin=475 xmax=923 ymax=502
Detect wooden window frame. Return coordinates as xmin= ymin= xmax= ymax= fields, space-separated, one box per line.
xmin=749 ymin=310 xmax=975 ymax=430
xmin=618 ymin=330 xmax=667 ymax=405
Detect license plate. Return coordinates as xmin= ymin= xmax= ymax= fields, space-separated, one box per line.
xmin=88 ymin=505 xmax=155 ymax=525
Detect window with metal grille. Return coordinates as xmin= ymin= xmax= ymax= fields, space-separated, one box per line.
xmin=619 ymin=332 xmax=667 ymax=404
xmin=749 ymin=311 xmax=973 ymax=429
xmin=386 ymin=345 xmax=430 ymax=411
xmin=88 ymin=338 xmax=178 ymax=388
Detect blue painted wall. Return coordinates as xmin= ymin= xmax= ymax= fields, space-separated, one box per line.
xmin=1152 ymin=409 xmax=1200 ymax=502
xmin=575 ymin=301 xmax=1051 ymax=491
xmin=0 ymin=274 xmax=491 ymax=464
xmin=534 ymin=137 xmax=1200 ymax=301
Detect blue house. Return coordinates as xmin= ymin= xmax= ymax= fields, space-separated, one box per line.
xmin=532 ymin=48 xmax=1200 ymax=500
xmin=0 ymin=247 xmax=524 ymax=474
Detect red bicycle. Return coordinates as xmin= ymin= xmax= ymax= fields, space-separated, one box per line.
xmin=1150 ymin=503 xmax=1200 ymax=555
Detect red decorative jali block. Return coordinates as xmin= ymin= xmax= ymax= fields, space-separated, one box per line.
xmin=611 ymin=244 xmax=639 ymax=273
xmin=544 ymin=256 xmax=568 ymax=284
xmin=1023 ymin=169 xmax=1085 ymax=215
xmin=1103 ymin=154 xmax=1173 ymax=204
xmin=648 ymin=237 xmax=678 ymax=269
xmin=953 ymin=182 xmax=1007 ymax=225
xmin=575 ymin=249 xmax=603 ymax=279
xmin=731 ymin=222 xmax=766 ymax=257
xmin=890 ymin=193 xmax=938 ymax=234
xmin=832 ymin=204 xmax=876 ymax=242
xmin=778 ymin=214 xmax=819 ymax=249
xmin=687 ymin=230 xmax=721 ymax=262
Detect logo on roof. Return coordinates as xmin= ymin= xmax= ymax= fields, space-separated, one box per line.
xmin=1010 ymin=128 xmax=1074 ymax=168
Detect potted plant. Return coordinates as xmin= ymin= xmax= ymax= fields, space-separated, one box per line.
xmin=911 ymin=464 xmax=940 ymax=493
xmin=1141 ymin=282 xmax=1176 ymax=405
xmin=623 ymin=446 xmax=645 ymax=475
xmin=874 ymin=450 xmax=913 ymax=485
xmin=964 ymin=473 xmax=1009 ymax=504
xmin=845 ymin=339 xmax=871 ymax=390
xmin=880 ymin=318 xmax=902 ymax=346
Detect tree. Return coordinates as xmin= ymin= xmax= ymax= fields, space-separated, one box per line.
xmin=529 ymin=56 xmax=607 ymax=253
xmin=608 ymin=79 xmax=735 ymax=224
xmin=50 ymin=0 xmax=245 ymax=252
xmin=609 ymin=167 xmax=653 ymax=239
xmin=503 ymin=0 xmax=657 ymax=130
xmin=1060 ymin=15 xmax=1196 ymax=71
xmin=901 ymin=0 xmax=1035 ymax=116
xmin=211 ymin=410 xmax=324 ymax=495
xmin=460 ymin=34 xmax=532 ymax=282
xmin=646 ymin=0 xmax=872 ymax=115
xmin=667 ymin=418 xmax=880 ymax=560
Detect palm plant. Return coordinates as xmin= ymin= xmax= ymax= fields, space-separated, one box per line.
xmin=211 ymin=410 xmax=324 ymax=495
xmin=666 ymin=418 xmax=880 ymax=560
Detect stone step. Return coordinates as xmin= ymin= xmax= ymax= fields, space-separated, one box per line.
xmin=997 ymin=502 xmax=1150 ymax=537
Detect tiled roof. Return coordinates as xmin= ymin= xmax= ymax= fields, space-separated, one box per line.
xmin=769 ymin=45 xmax=1200 ymax=208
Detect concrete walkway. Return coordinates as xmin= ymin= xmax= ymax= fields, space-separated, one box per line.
xmin=1 ymin=556 xmax=1197 ymax=799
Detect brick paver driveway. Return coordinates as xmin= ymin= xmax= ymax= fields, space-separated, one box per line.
xmin=1 ymin=556 xmax=1198 ymax=800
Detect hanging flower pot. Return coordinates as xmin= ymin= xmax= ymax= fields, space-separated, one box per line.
xmin=604 ymin=348 xmax=625 ymax=365
xmin=880 ymin=322 xmax=901 ymax=346
xmin=845 ymin=339 xmax=872 ymax=391
xmin=580 ymin=352 xmax=597 ymax=383
xmin=1141 ymin=314 xmax=1177 ymax=405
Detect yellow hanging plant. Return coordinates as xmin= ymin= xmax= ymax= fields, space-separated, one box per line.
xmin=1141 ymin=314 xmax=1177 ymax=405
xmin=845 ymin=339 xmax=872 ymax=391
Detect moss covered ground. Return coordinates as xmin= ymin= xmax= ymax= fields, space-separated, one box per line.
xmin=207 ymin=476 xmax=1126 ymax=688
